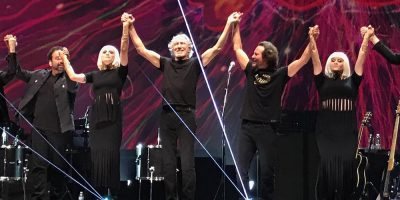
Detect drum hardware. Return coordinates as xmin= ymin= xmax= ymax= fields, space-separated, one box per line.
xmin=149 ymin=166 xmax=155 ymax=200
xmin=0 ymin=145 xmax=28 ymax=182
xmin=0 ymin=124 xmax=29 ymax=182
xmin=2 ymin=126 xmax=6 ymax=146
xmin=135 ymin=145 xmax=163 ymax=181
xmin=136 ymin=129 xmax=164 ymax=200
xmin=74 ymin=107 xmax=90 ymax=148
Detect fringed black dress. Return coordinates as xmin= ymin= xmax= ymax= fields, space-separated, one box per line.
xmin=314 ymin=72 xmax=362 ymax=200
xmin=84 ymin=65 xmax=127 ymax=193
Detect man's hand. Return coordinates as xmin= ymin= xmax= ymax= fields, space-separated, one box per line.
xmin=362 ymin=25 xmax=375 ymax=39
xmin=121 ymin=12 xmax=135 ymax=27
xmin=4 ymin=34 xmax=17 ymax=53
xmin=227 ymin=11 xmax=243 ymax=25
xmin=309 ymin=25 xmax=319 ymax=40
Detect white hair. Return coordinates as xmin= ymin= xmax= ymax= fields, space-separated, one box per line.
xmin=97 ymin=45 xmax=120 ymax=70
xmin=167 ymin=33 xmax=193 ymax=58
xmin=324 ymin=52 xmax=351 ymax=79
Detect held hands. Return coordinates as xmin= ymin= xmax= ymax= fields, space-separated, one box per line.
xmin=308 ymin=25 xmax=319 ymax=41
xmin=4 ymin=34 xmax=17 ymax=53
xmin=360 ymin=25 xmax=374 ymax=39
xmin=227 ymin=12 xmax=243 ymax=25
xmin=121 ymin=12 xmax=135 ymax=27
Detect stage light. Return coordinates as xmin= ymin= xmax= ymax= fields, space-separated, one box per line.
xmin=249 ymin=180 xmax=255 ymax=190
xmin=127 ymin=179 xmax=132 ymax=186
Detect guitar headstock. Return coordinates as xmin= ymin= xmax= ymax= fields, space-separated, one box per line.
xmin=361 ymin=111 xmax=372 ymax=126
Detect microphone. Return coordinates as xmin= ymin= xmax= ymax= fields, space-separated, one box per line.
xmin=228 ymin=61 xmax=235 ymax=72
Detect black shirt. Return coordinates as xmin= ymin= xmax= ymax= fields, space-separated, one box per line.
xmin=159 ymin=57 xmax=201 ymax=108
xmin=84 ymin=65 xmax=128 ymax=125
xmin=33 ymin=73 xmax=61 ymax=132
xmin=315 ymin=72 xmax=362 ymax=101
xmin=240 ymin=62 xmax=290 ymax=122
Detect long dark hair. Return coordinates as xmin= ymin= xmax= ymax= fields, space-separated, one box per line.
xmin=258 ymin=41 xmax=278 ymax=70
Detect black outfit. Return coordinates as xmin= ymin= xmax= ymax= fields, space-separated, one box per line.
xmin=237 ymin=62 xmax=289 ymax=200
xmin=159 ymin=56 xmax=200 ymax=200
xmin=84 ymin=65 xmax=128 ymax=195
xmin=0 ymin=54 xmax=17 ymax=122
xmin=373 ymin=41 xmax=400 ymax=64
xmin=314 ymin=72 xmax=362 ymax=200
xmin=14 ymin=53 xmax=78 ymax=200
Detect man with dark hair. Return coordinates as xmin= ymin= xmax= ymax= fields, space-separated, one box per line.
xmin=0 ymin=35 xmax=17 ymax=123
xmin=13 ymin=42 xmax=78 ymax=199
xmin=232 ymin=14 xmax=317 ymax=199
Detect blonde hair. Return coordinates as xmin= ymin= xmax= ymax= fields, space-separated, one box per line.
xmin=97 ymin=45 xmax=120 ymax=70
xmin=324 ymin=52 xmax=351 ymax=79
xmin=167 ymin=33 xmax=193 ymax=58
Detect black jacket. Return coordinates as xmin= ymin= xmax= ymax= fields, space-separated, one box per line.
xmin=0 ymin=54 xmax=17 ymax=122
xmin=13 ymin=53 xmax=79 ymax=133
xmin=373 ymin=41 xmax=400 ymax=64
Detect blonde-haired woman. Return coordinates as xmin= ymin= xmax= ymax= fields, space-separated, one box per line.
xmin=309 ymin=25 xmax=372 ymax=200
xmin=61 ymin=15 xmax=129 ymax=198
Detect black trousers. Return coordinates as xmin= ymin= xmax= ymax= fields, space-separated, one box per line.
xmin=29 ymin=129 xmax=72 ymax=200
xmin=160 ymin=107 xmax=196 ymax=200
xmin=236 ymin=120 xmax=278 ymax=200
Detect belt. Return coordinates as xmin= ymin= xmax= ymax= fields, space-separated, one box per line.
xmin=242 ymin=119 xmax=278 ymax=125
xmin=163 ymin=105 xmax=194 ymax=112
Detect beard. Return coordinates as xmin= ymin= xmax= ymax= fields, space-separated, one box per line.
xmin=53 ymin=64 xmax=64 ymax=73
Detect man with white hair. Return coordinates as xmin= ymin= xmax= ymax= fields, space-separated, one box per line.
xmin=123 ymin=12 xmax=240 ymax=200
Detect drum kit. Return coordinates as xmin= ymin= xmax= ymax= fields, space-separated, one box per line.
xmin=0 ymin=122 xmax=28 ymax=183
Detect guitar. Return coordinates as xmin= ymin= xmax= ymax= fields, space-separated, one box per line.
xmin=380 ymin=101 xmax=400 ymax=200
xmin=354 ymin=111 xmax=372 ymax=199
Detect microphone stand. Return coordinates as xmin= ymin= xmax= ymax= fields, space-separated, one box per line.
xmin=219 ymin=68 xmax=233 ymax=200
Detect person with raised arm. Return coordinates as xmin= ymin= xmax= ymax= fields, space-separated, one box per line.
xmin=232 ymin=13 xmax=316 ymax=199
xmin=61 ymin=13 xmax=129 ymax=198
xmin=123 ymin=11 xmax=240 ymax=200
xmin=14 ymin=39 xmax=78 ymax=199
xmin=310 ymin=25 xmax=373 ymax=199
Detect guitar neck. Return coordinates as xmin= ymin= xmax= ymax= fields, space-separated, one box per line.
xmin=355 ymin=126 xmax=365 ymax=158
xmin=388 ymin=113 xmax=400 ymax=171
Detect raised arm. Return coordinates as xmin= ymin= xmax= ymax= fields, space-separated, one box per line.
xmin=3 ymin=35 xmax=32 ymax=82
xmin=124 ymin=13 xmax=161 ymax=68
xmin=308 ymin=26 xmax=322 ymax=75
xmin=354 ymin=26 xmax=372 ymax=76
xmin=287 ymin=26 xmax=319 ymax=77
xmin=232 ymin=15 xmax=248 ymax=70
xmin=363 ymin=27 xmax=400 ymax=64
xmin=61 ymin=49 xmax=86 ymax=83
xmin=120 ymin=13 xmax=129 ymax=66
xmin=201 ymin=12 xmax=241 ymax=67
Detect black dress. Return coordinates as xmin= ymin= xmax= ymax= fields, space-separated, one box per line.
xmin=84 ymin=65 xmax=128 ymax=191
xmin=314 ymin=72 xmax=362 ymax=200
